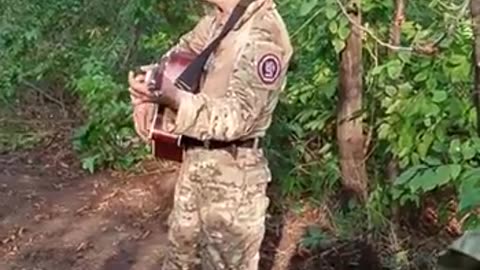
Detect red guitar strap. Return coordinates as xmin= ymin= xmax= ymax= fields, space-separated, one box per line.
xmin=174 ymin=0 xmax=255 ymax=93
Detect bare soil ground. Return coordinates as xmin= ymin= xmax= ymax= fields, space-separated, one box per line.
xmin=0 ymin=92 xmax=181 ymax=270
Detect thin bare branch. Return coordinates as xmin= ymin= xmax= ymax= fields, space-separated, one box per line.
xmin=334 ymin=0 xmax=413 ymax=52
xmin=334 ymin=0 xmax=471 ymax=55
xmin=389 ymin=0 xmax=406 ymax=52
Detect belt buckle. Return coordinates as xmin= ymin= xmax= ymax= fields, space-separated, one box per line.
xmin=203 ymin=140 xmax=211 ymax=149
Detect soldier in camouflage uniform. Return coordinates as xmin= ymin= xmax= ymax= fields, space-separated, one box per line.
xmin=128 ymin=0 xmax=292 ymax=269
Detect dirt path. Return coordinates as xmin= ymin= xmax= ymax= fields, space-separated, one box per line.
xmin=0 ymin=95 xmax=179 ymax=270
xmin=0 ymin=166 xmax=177 ymax=270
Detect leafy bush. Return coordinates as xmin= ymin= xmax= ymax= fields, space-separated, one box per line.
xmin=0 ymin=0 xmax=200 ymax=171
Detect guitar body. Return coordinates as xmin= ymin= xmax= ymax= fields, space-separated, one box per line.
xmin=147 ymin=51 xmax=197 ymax=162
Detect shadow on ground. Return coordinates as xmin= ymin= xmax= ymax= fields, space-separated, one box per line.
xmin=0 ymin=164 xmax=178 ymax=270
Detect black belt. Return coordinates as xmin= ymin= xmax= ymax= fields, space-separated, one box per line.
xmin=180 ymin=136 xmax=261 ymax=150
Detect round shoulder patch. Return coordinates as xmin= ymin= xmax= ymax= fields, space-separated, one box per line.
xmin=257 ymin=53 xmax=281 ymax=84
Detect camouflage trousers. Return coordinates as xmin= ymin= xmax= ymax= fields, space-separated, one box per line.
xmin=161 ymin=146 xmax=271 ymax=270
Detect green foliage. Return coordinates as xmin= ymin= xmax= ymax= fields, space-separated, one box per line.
xmin=70 ymin=57 xmax=148 ymax=172
xmin=269 ymin=0 xmax=480 ymax=228
xmin=0 ymin=0 xmax=200 ymax=171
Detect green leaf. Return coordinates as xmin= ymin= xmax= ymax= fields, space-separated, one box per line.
xmin=423 ymin=156 xmax=442 ymax=166
xmin=462 ymin=142 xmax=477 ymax=160
xmin=338 ymin=22 xmax=350 ymax=40
xmin=385 ymin=85 xmax=397 ymax=96
xmin=397 ymin=83 xmax=413 ymax=96
xmin=459 ymin=172 xmax=480 ymax=211
xmin=371 ymin=65 xmax=384 ymax=76
xmin=450 ymin=61 xmax=471 ymax=82
xmin=459 ymin=188 xmax=480 ymax=211
xmin=414 ymin=70 xmax=428 ymax=82
xmin=378 ymin=123 xmax=391 ymax=139
xmin=460 ymin=167 xmax=480 ymax=183
xmin=81 ymin=155 xmax=99 ymax=174
xmin=449 ymin=54 xmax=467 ymax=65
xmin=398 ymin=51 xmax=411 ymax=63
xmin=422 ymin=100 xmax=441 ymax=117
xmin=387 ymin=60 xmax=403 ymax=79
xmin=332 ymin=39 xmax=345 ymax=53
xmin=398 ymin=125 xmax=414 ymax=157
xmin=449 ymin=139 xmax=461 ymax=153
xmin=409 ymin=166 xmax=452 ymax=192
xmin=408 ymin=169 xmax=436 ymax=193
xmin=325 ymin=6 xmax=337 ymax=19
xmin=417 ymin=131 xmax=434 ymax=158
xmin=391 ymin=187 xmax=405 ymax=200
xmin=394 ymin=165 xmax=427 ymax=186
xmin=432 ymin=90 xmax=447 ymax=103
xmin=329 ymin=20 xmax=338 ymax=34
xmin=472 ymin=137 xmax=480 ymax=150
xmin=449 ymin=164 xmax=462 ymax=180
xmin=426 ymin=78 xmax=438 ymax=91
xmin=299 ymin=0 xmax=318 ymax=16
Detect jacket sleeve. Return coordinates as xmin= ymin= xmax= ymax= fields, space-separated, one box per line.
xmin=170 ymin=29 xmax=292 ymax=141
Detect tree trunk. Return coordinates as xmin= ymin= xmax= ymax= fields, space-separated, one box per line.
xmin=337 ymin=0 xmax=368 ymax=203
xmin=471 ymin=0 xmax=480 ymax=135
xmin=389 ymin=0 xmax=406 ymax=49
xmin=384 ymin=0 xmax=406 ymax=183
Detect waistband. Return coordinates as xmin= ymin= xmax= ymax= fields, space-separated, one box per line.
xmin=180 ymin=136 xmax=262 ymax=150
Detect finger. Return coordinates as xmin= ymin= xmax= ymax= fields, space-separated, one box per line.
xmin=132 ymin=97 xmax=157 ymax=106
xmin=128 ymin=71 xmax=145 ymax=90
xmin=135 ymin=74 xmax=146 ymax=82
xmin=140 ymin=64 xmax=156 ymax=72
xmin=129 ymin=88 xmax=157 ymax=103
xmin=129 ymin=92 xmax=147 ymax=105
xmin=129 ymin=87 xmax=150 ymax=100
xmin=128 ymin=71 xmax=142 ymax=88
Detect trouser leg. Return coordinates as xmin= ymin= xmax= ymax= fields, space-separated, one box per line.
xmin=198 ymin=160 xmax=271 ymax=270
xmin=162 ymin=165 xmax=201 ymax=270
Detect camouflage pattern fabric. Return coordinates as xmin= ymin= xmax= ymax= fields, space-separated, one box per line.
xmin=162 ymin=148 xmax=272 ymax=269
xmin=158 ymin=0 xmax=293 ymax=269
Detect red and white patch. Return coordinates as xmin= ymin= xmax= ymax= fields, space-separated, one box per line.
xmin=257 ymin=53 xmax=281 ymax=84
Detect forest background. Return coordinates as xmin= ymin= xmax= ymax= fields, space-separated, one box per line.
xmin=1 ymin=0 xmax=480 ymax=269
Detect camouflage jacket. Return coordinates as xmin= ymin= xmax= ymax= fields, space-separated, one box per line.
xmin=165 ymin=0 xmax=293 ymax=142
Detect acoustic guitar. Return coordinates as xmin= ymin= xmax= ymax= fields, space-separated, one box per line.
xmin=145 ymin=51 xmax=196 ymax=162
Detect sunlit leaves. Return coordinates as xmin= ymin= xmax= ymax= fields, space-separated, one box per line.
xmin=394 ymin=164 xmax=462 ymax=200
xmin=332 ymin=39 xmax=346 ymax=53
xmin=299 ymin=0 xmax=318 ymax=16
xmin=386 ymin=59 xmax=403 ymax=79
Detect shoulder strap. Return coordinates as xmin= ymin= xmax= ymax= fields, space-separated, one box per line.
xmin=175 ymin=0 xmax=254 ymax=93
